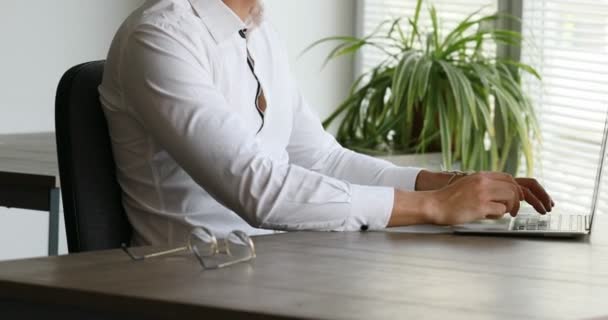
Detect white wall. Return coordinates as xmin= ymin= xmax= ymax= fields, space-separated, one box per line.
xmin=0 ymin=0 xmax=356 ymax=260
xmin=0 ymin=0 xmax=145 ymax=260
xmin=265 ymin=0 xmax=357 ymax=121
xmin=0 ymin=0 xmax=356 ymax=133
xmin=0 ymin=0 xmax=146 ymax=134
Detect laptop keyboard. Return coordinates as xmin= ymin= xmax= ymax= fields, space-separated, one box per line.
xmin=512 ymin=215 xmax=588 ymax=232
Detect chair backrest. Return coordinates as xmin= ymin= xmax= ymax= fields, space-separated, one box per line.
xmin=55 ymin=61 xmax=132 ymax=253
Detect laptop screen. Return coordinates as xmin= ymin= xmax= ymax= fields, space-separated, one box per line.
xmin=588 ymin=108 xmax=608 ymax=231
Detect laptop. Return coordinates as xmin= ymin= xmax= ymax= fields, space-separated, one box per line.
xmin=453 ymin=110 xmax=608 ymax=238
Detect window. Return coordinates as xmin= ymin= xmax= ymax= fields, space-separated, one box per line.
xmin=358 ymin=0 xmax=497 ymax=73
xmin=358 ymin=0 xmax=608 ymax=215
xmin=521 ymin=0 xmax=608 ymax=214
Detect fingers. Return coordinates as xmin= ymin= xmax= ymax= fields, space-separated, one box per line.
xmin=516 ymin=178 xmax=553 ymax=211
xmin=478 ymin=172 xmax=524 ymax=200
xmin=477 ymin=174 xmax=554 ymax=216
xmin=484 ymin=202 xmax=507 ymax=219
xmin=443 ymin=173 xmax=550 ymax=225
xmin=510 ymin=197 xmax=521 ymax=217
xmin=486 ymin=181 xmax=521 ymax=215
xmin=522 ymin=186 xmax=548 ymax=214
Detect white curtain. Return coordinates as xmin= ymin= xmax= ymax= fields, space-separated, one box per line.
xmin=521 ymin=0 xmax=608 ymax=215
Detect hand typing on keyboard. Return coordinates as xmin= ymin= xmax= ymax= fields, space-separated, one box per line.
xmin=414 ymin=172 xmax=554 ymax=226
xmin=514 ymin=177 xmax=555 ymax=215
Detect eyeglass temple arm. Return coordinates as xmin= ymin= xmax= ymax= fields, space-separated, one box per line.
xmin=121 ymin=243 xmax=188 ymax=261
xmin=211 ymin=256 xmax=256 ymax=270
xmin=192 ymin=248 xmax=256 ymax=270
xmin=192 ymin=252 xmax=246 ymax=270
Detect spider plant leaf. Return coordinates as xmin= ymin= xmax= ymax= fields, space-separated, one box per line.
xmin=336 ymin=103 xmax=356 ymax=142
xmin=455 ymin=70 xmax=479 ymax=129
xmin=402 ymin=55 xmax=429 ymax=147
xmin=407 ymin=18 xmax=422 ymax=47
xmin=442 ymin=29 xmax=521 ymax=59
xmin=366 ymin=81 xmax=390 ymax=138
xmin=429 ymin=5 xmax=441 ymax=55
xmin=490 ymin=29 xmax=523 ymax=42
xmin=418 ymin=73 xmax=439 ymax=150
xmin=323 ymin=86 xmax=368 ymax=128
xmin=415 ymin=131 xmax=440 ymax=153
xmin=470 ymin=63 xmax=494 ymax=89
xmin=392 ymin=51 xmax=418 ymax=114
xmin=496 ymin=96 xmax=534 ymax=173
xmin=438 ymin=61 xmax=462 ymax=115
xmin=320 ymin=41 xmax=366 ymax=68
xmin=377 ymin=112 xmax=407 ymax=142
xmin=438 ymin=61 xmax=478 ymax=128
xmin=299 ymin=36 xmax=362 ymax=59
xmin=406 ymin=56 xmax=425 ymax=123
xmin=511 ymin=106 xmax=534 ymax=174
xmin=417 ymin=57 xmax=433 ymax=100
xmin=350 ymin=70 xmax=372 ymax=96
xmin=333 ymin=42 xmax=366 ymax=58
xmin=498 ymin=131 xmax=515 ymax=172
xmin=318 ymin=42 xmax=353 ymax=68
xmin=441 ymin=11 xmax=498 ymax=51
xmin=460 ymin=109 xmax=472 ymax=168
xmin=476 ymin=94 xmax=494 ymax=138
xmin=409 ymin=0 xmax=423 ymax=47
xmin=366 ymin=18 xmax=396 ymax=40
xmin=437 ymin=91 xmax=453 ymax=169
xmin=493 ymin=87 xmax=515 ymax=141
xmin=363 ymin=93 xmax=378 ymax=139
xmin=467 ymin=136 xmax=479 ymax=171
xmin=387 ymin=17 xmax=405 ymax=39
xmin=316 ymin=1 xmax=539 ymax=173
xmin=396 ymin=20 xmax=408 ymax=44
xmin=376 ymin=85 xmax=395 ymax=128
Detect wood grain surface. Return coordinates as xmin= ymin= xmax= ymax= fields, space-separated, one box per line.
xmin=0 ymin=132 xmax=58 ymax=187
xmin=2 ymin=215 xmax=608 ymax=320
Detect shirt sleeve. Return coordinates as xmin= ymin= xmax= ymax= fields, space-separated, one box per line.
xmin=286 ymin=83 xmax=423 ymax=191
xmin=120 ymin=23 xmax=393 ymax=232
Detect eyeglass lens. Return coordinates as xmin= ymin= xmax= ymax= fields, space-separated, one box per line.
xmin=188 ymin=227 xmax=217 ymax=257
xmin=226 ymin=230 xmax=255 ymax=260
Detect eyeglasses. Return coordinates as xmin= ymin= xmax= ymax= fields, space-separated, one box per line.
xmin=121 ymin=226 xmax=256 ymax=270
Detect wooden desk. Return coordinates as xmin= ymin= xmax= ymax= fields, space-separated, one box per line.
xmin=1 ymin=217 xmax=608 ymax=320
xmin=0 ymin=132 xmax=60 ymax=255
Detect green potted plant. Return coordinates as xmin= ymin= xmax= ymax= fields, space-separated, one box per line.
xmin=304 ymin=0 xmax=540 ymax=174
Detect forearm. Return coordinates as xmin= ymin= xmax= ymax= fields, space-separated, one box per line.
xmin=387 ymin=189 xmax=436 ymax=226
xmin=388 ymin=171 xmax=466 ymax=227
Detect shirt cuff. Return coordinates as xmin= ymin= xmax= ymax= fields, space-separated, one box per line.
xmin=341 ymin=185 xmax=394 ymax=231
xmin=379 ymin=166 xmax=424 ymax=191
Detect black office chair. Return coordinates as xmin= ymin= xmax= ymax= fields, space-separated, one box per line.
xmin=55 ymin=61 xmax=132 ymax=253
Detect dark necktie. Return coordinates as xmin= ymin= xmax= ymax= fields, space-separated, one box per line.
xmin=239 ymin=29 xmax=267 ymax=130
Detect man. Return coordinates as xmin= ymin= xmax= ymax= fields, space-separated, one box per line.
xmin=99 ymin=0 xmax=553 ymax=246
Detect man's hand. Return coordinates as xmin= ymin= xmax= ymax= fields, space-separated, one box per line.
xmin=389 ymin=172 xmax=554 ymax=227
xmin=427 ymin=172 xmax=524 ymax=225
xmin=416 ymin=170 xmax=554 ymax=215
xmin=515 ymin=177 xmax=554 ymax=214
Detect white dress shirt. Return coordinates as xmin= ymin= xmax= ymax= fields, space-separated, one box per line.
xmin=99 ymin=0 xmax=422 ymax=245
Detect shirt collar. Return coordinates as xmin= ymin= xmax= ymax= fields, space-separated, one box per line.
xmin=189 ymin=0 xmax=247 ymax=43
